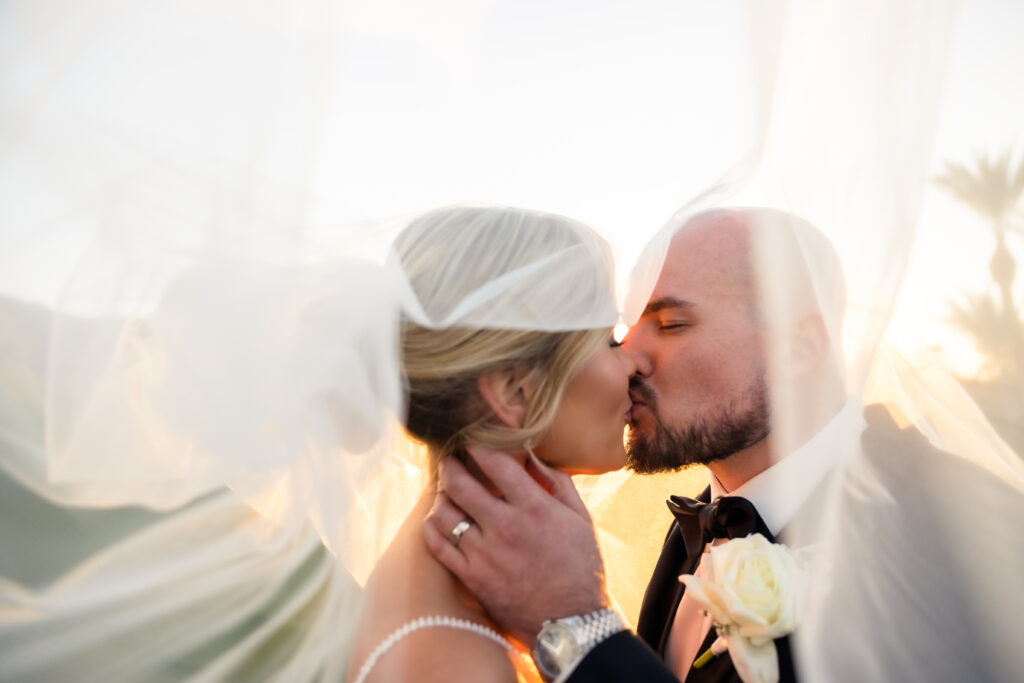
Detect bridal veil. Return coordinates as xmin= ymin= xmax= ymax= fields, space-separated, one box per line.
xmin=2 ymin=0 xmax=1023 ymax=681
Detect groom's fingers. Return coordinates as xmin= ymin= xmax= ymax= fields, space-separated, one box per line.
xmin=423 ymin=492 xmax=477 ymax=574
xmin=426 ymin=452 xmax=611 ymax=643
xmin=422 ymin=515 xmax=470 ymax=576
xmin=525 ymin=454 xmax=592 ymax=521
xmin=464 ymin=444 xmax=546 ymax=507
xmin=437 ymin=453 xmax=507 ymax=528
xmin=424 ymin=491 xmax=479 ymax=551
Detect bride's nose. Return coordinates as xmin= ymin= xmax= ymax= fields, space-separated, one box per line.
xmin=610 ymin=348 xmax=634 ymax=378
xmin=619 ymin=328 xmax=652 ymax=378
xmin=615 ymin=339 xmax=638 ymax=377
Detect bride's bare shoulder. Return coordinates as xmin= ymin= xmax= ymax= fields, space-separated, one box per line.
xmin=349 ymin=495 xmax=522 ymax=682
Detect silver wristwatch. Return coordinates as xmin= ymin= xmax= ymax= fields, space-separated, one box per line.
xmin=531 ymin=607 xmax=624 ymax=682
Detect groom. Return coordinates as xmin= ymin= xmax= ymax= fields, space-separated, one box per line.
xmin=423 ymin=207 xmax=1023 ymax=681
xmin=424 ymin=207 xmax=846 ymax=682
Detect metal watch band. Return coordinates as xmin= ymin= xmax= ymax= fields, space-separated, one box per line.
xmin=574 ymin=607 xmax=624 ymax=653
xmin=532 ymin=607 xmax=625 ymax=682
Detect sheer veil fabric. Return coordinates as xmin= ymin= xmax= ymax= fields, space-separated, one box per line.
xmin=2 ymin=0 xmax=1023 ymax=681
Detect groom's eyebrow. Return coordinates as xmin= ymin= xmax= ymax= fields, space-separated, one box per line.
xmin=643 ymin=297 xmax=694 ymax=315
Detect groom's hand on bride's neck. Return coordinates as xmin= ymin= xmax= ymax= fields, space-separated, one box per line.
xmin=423 ymin=446 xmax=610 ymax=645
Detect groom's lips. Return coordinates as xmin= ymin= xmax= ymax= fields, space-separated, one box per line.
xmin=627 ymin=392 xmax=646 ymax=423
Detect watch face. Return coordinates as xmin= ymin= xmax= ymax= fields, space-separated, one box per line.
xmin=534 ymin=622 xmax=582 ymax=678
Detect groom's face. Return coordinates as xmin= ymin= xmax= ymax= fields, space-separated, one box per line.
xmin=622 ymin=212 xmax=770 ymax=473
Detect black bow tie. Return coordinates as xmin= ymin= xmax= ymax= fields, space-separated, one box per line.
xmin=667 ymin=494 xmax=771 ymax=564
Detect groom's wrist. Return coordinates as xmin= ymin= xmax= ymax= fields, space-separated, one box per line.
xmin=531 ymin=607 xmax=625 ymax=683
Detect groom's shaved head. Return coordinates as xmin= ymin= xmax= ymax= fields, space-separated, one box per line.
xmin=675 ymin=207 xmax=844 ymax=329
xmin=622 ymin=207 xmax=846 ymax=473
xmin=676 ymin=209 xmax=760 ymax=313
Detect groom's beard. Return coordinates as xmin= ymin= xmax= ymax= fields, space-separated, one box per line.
xmin=625 ymin=375 xmax=771 ymax=474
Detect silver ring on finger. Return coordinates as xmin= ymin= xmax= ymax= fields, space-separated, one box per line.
xmin=448 ymin=519 xmax=472 ymax=547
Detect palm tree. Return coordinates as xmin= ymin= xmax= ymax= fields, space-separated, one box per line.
xmin=935 ymin=149 xmax=1024 ymax=319
xmin=946 ymin=292 xmax=1018 ymax=380
xmin=936 ymin=149 xmax=1024 ymax=455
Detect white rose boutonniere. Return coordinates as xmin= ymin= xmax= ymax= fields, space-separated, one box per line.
xmin=679 ymin=533 xmax=807 ymax=683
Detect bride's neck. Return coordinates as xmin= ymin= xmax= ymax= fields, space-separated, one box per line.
xmin=408 ymin=489 xmax=484 ymax=607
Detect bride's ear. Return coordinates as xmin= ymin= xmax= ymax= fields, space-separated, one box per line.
xmin=477 ymin=367 xmax=534 ymax=428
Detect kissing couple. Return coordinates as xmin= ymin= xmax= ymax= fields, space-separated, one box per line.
xmin=349 ymin=203 xmax=1024 ymax=683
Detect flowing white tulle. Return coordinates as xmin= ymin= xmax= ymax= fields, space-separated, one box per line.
xmin=2 ymin=0 xmax=1023 ymax=682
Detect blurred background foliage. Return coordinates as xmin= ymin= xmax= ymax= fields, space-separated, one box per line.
xmin=936 ymin=148 xmax=1024 ymax=454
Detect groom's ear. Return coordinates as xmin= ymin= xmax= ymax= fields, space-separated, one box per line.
xmin=783 ymin=313 xmax=831 ymax=378
xmin=477 ymin=367 xmax=534 ymax=428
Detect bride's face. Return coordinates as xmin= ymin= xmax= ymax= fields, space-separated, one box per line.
xmin=533 ymin=339 xmax=636 ymax=475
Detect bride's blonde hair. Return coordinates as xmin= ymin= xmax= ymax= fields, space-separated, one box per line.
xmin=395 ymin=205 xmax=615 ymax=475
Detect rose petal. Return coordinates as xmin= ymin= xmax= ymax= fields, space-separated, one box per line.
xmin=679 ymin=574 xmax=733 ymax=625
xmin=723 ymin=633 xmax=779 ymax=683
xmin=715 ymin=582 xmax=770 ymax=627
xmin=737 ymin=621 xmax=789 ymax=644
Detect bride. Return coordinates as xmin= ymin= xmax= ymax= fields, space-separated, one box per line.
xmin=346 ymin=204 xmax=634 ymax=683
xmin=0 ymin=202 xmax=632 ymax=682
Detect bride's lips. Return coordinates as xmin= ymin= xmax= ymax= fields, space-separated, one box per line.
xmin=627 ymin=394 xmax=645 ymax=423
xmin=627 ymin=387 xmax=650 ymax=423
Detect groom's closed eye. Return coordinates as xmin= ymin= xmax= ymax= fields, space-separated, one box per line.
xmin=656 ymin=315 xmax=694 ymax=332
xmin=640 ymin=297 xmax=696 ymax=332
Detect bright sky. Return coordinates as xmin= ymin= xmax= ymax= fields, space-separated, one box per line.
xmin=305 ymin=0 xmax=1024 ymax=378
xmin=3 ymin=0 xmax=1022 ymax=378
xmin=887 ymin=0 xmax=1024 ymax=377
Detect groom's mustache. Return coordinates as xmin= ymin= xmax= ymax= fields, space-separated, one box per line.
xmin=628 ymin=377 xmax=657 ymax=414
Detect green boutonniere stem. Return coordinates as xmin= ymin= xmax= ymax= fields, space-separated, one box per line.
xmin=693 ymin=647 xmax=717 ymax=669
